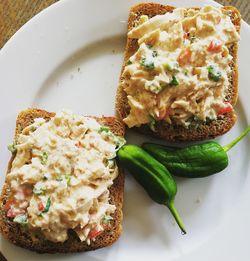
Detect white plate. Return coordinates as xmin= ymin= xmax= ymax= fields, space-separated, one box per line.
xmin=0 ymin=0 xmax=249 ymax=260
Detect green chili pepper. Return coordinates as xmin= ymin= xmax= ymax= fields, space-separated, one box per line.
xmin=142 ymin=125 xmax=250 ymax=178
xmin=117 ymin=144 xmax=186 ymax=234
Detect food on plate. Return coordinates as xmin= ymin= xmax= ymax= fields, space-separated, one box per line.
xmin=143 ymin=125 xmax=250 ymax=178
xmin=117 ymin=144 xmax=186 ymax=234
xmin=0 ymin=109 xmax=125 ymax=253
xmin=116 ymin=3 xmax=241 ymax=141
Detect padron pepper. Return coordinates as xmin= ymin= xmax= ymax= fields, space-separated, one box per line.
xmin=142 ymin=125 xmax=250 ymax=178
xmin=117 ymin=144 xmax=186 ymax=234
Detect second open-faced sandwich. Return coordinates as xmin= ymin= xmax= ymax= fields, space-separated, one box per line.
xmin=116 ymin=3 xmax=241 ymax=141
xmin=0 ymin=109 xmax=125 ymax=253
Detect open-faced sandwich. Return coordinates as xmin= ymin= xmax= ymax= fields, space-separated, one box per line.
xmin=0 ymin=109 xmax=125 ymax=253
xmin=116 ymin=3 xmax=241 ymax=141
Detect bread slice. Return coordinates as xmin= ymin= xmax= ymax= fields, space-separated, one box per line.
xmin=0 ymin=108 xmax=125 ymax=253
xmin=116 ymin=3 xmax=241 ymax=141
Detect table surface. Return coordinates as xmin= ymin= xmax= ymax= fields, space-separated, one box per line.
xmin=0 ymin=0 xmax=249 ymax=49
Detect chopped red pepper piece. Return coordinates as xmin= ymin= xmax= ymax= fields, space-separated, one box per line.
xmin=177 ymin=48 xmax=192 ymax=66
xmin=183 ymin=32 xmax=189 ymax=39
xmin=4 ymin=198 xmax=15 ymax=211
xmin=38 ymin=202 xmax=45 ymax=211
xmin=7 ymin=208 xmax=17 ymax=218
xmin=217 ymin=105 xmax=233 ymax=115
xmin=88 ymin=227 xmax=103 ymax=239
xmin=22 ymin=186 xmax=32 ymax=197
xmin=207 ymin=40 xmax=222 ymax=53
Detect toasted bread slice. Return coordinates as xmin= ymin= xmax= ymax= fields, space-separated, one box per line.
xmin=0 ymin=108 xmax=125 ymax=253
xmin=116 ymin=3 xmax=241 ymax=141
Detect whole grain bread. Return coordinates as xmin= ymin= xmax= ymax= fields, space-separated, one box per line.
xmin=0 ymin=108 xmax=125 ymax=253
xmin=116 ymin=3 xmax=241 ymax=141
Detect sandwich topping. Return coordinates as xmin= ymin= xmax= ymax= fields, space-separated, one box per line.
xmin=5 ymin=110 xmax=125 ymax=244
xmin=122 ymin=6 xmax=240 ymax=128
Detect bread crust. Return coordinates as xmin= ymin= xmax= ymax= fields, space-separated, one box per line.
xmin=116 ymin=3 xmax=241 ymax=141
xmin=0 ymin=108 xmax=125 ymax=253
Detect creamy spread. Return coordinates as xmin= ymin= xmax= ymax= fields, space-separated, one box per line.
xmin=5 ymin=110 xmax=125 ymax=244
xmin=122 ymin=6 xmax=240 ymax=128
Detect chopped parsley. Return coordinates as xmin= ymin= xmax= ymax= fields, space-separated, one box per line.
xmin=190 ymin=36 xmax=196 ymax=43
xmin=152 ymin=50 xmax=158 ymax=57
xmin=8 ymin=142 xmax=17 ymax=153
xmin=163 ymin=63 xmax=173 ymax=71
xmin=56 ymin=176 xmax=63 ymax=181
xmin=14 ymin=214 xmax=28 ymax=225
xmin=43 ymin=173 xmax=49 ymax=180
xmin=146 ymin=44 xmax=153 ymax=49
xmin=207 ymin=65 xmax=222 ymax=82
xmin=98 ymin=126 xmax=110 ymax=133
xmin=169 ymin=76 xmax=179 ymax=86
xmin=31 ymin=126 xmax=37 ymax=132
xmin=65 ymin=174 xmax=71 ymax=186
xmin=42 ymin=197 xmax=51 ymax=213
xmin=41 ymin=152 xmax=48 ymax=165
xmin=140 ymin=57 xmax=155 ymax=70
xmin=102 ymin=215 xmax=113 ymax=224
xmin=127 ymin=59 xmax=132 ymax=65
xmin=33 ymin=187 xmax=45 ymax=195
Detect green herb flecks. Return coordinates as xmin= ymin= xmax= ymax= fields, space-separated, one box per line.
xmin=56 ymin=176 xmax=63 ymax=182
xmin=140 ymin=57 xmax=155 ymax=70
xmin=43 ymin=173 xmax=49 ymax=180
xmin=8 ymin=142 xmax=17 ymax=153
xmin=102 ymin=215 xmax=113 ymax=224
xmin=207 ymin=65 xmax=222 ymax=82
xmin=190 ymin=36 xmax=196 ymax=43
xmin=127 ymin=59 xmax=132 ymax=65
xmin=146 ymin=44 xmax=153 ymax=49
xmin=33 ymin=187 xmax=45 ymax=195
xmin=152 ymin=50 xmax=158 ymax=57
xmin=65 ymin=174 xmax=71 ymax=186
xmin=41 ymin=152 xmax=48 ymax=165
xmin=169 ymin=76 xmax=179 ymax=86
xmin=99 ymin=126 xmax=110 ymax=133
xmin=14 ymin=214 xmax=28 ymax=225
xmin=31 ymin=126 xmax=37 ymax=132
xmin=42 ymin=197 xmax=51 ymax=213
xmin=163 ymin=63 xmax=173 ymax=71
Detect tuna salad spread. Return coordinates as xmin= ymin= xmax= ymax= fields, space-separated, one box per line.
xmin=5 ymin=110 xmax=125 ymax=244
xmin=122 ymin=6 xmax=240 ymax=128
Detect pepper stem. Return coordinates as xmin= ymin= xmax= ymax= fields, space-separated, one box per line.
xmin=168 ymin=201 xmax=186 ymax=235
xmin=223 ymin=125 xmax=250 ymax=153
